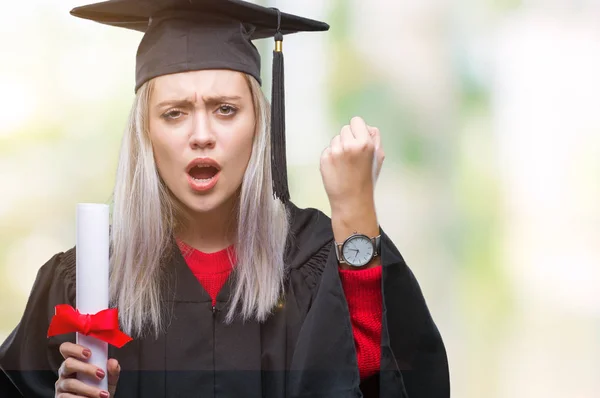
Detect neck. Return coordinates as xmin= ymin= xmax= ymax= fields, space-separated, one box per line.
xmin=176 ymin=195 xmax=238 ymax=253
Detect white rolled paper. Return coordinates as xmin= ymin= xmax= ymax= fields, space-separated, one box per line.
xmin=76 ymin=203 xmax=109 ymax=391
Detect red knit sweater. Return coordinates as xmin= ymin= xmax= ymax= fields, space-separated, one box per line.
xmin=177 ymin=240 xmax=382 ymax=380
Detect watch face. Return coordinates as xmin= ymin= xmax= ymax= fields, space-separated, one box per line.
xmin=342 ymin=235 xmax=374 ymax=267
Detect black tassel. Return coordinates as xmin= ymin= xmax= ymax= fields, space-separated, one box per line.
xmin=271 ymin=30 xmax=290 ymax=203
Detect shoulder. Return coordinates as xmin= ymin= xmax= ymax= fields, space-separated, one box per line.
xmin=0 ymin=248 xmax=77 ymax=392
xmin=287 ymin=203 xmax=333 ymax=242
xmin=286 ymin=202 xmax=334 ymax=267
xmin=34 ymin=247 xmax=76 ymax=305
xmin=285 ymin=202 xmax=334 ymax=286
xmin=46 ymin=247 xmax=76 ymax=280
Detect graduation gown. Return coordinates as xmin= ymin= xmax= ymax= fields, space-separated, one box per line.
xmin=0 ymin=203 xmax=449 ymax=397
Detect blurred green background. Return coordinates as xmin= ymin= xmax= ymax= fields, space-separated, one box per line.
xmin=1 ymin=0 xmax=599 ymax=396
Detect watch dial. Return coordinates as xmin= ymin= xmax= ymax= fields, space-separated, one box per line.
xmin=342 ymin=235 xmax=374 ymax=267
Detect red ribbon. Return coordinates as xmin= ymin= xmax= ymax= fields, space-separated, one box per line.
xmin=47 ymin=304 xmax=133 ymax=348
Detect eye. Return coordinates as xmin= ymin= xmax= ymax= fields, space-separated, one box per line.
xmin=161 ymin=109 xmax=185 ymax=120
xmin=216 ymin=104 xmax=237 ymax=117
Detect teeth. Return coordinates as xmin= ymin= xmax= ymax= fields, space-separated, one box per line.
xmin=192 ymin=177 xmax=213 ymax=182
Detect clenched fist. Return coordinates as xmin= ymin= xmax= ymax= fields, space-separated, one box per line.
xmin=320 ymin=116 xmax=385 ymax=214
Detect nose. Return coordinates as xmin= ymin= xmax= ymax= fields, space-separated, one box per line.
xmin=189 ymin=112 xmax=216 ymax=150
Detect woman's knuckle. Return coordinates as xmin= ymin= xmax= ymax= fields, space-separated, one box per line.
xmin=64 ymin=357 xmax=75 ymax=369
xmin=59 ymin=343 xmax=69 ymax=357
xmin=62 ymin=378 xmax=75 ymax=391
xmin=350 ymin=116 xmax=362 ymax=124
xmin=56 ymin=379 xmax=70 ymax=394
xmin=346 ymin=142 xmax=361 ymax=153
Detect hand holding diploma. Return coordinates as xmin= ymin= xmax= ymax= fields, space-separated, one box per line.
xmin=55 ymin=342 xmax=120 ymax=398
xmin=48 ymin=204 xmax=131 ymax=397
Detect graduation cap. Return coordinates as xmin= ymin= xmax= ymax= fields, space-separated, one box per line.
xmin=70 ymin=0 xmax=330 ymax=203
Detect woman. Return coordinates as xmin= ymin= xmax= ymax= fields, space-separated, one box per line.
xmin=0 ymin=1 xmax=449 ymax=397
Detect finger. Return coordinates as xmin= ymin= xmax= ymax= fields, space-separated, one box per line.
xmin=320 ymin=145 xmax=331 ymax=161
xmin=350 ymin=116 xmax=370 ymax=142
xmin=60 ymin=342 xmax=91 ymax=361
xmin=377 ymin=147 xmax=385 ymax=164
xmin=55 ymin=393 xmax=87 ymax=398
xmin=59 ymin=357 xmax=106 ymax=381
xmin=107 ymin=359 xmax=120 ymax=395
xmin=330 ymin=134 xmax=342 ymax=157
xmin=56 ymin=377 xmax=110 ymax=398
xmin=368 ymin=126 xmax=381 ymax=150
xmin=340 ymin=125 xmax=354 ymax=149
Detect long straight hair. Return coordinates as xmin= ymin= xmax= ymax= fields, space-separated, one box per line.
xmin=109 ymin=74 xmax=290 ymax=337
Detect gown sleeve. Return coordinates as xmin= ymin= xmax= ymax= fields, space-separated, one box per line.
xmin=338 ymin=229 xmax=450 ymax=398
xmin=286 ymin=204 xmax=449 ymax=397
xmin=0 ymin=248 xmax=77 ymax=397
xmin=336 ymin=230 xmax=449 ymax=398
xmin=377 ymin=228 xmax=450 ymax=398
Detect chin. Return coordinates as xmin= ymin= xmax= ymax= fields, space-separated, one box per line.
xmin=182 ymin=194 xmax=223 ymax=214
xmin=180 ymin=188 xmax=237 ymax=215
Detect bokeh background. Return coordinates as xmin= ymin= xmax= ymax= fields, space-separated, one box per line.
xmin=1 ymin=0 xmax=599 ymax=396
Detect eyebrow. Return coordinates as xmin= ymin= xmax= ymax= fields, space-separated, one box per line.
xmin=155 ymin=95 xmax=243 ymax=109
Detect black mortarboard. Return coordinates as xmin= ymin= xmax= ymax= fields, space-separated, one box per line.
xmin=70 ymin=0 xmax=329 ymax=203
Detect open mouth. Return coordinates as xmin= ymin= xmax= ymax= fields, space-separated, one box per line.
xmin=188 ymin=165 xmax=219 ymax=182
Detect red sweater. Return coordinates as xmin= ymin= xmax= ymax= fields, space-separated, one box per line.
xmin=177 ymin=240 xmax=382 ymax=380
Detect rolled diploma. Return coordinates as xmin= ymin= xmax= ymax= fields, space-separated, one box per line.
xmin=76 ymin=203 xmax=109 ymax=391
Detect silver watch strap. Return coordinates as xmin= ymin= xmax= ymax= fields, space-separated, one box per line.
xmin=372 ymin=235 xmax=381 ymax=256
xmin=335 ymin=241 xmax=346 ymax=264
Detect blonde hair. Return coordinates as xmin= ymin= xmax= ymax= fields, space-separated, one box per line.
xmin=109 ymin=74 xmax=289 ymax=337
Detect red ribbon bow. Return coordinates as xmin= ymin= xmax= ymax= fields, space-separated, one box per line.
xmin=47 ymin=304 xmax=133 ymax=348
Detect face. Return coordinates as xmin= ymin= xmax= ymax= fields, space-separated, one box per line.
xmin=148 ymin=70 xmax=256 ymax=216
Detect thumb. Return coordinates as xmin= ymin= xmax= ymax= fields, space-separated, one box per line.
xmin=367 ymin=126 xmax=380 ymax=150
xmin=367 ymin=126 xmax=382 ymax=186
xmin=107 ymin=358 xmax=120 ymax=397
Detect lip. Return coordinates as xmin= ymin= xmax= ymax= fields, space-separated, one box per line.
xmin=186 ymin=157 xmax=221 ymax=173
xmin=186 ymin=157 xmax=221 ymax=193
xmin=187 ymin=172 xmax=220 ymax=192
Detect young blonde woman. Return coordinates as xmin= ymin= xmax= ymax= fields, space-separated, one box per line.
xmin=0 ymin=1 xmax=449 ymax=397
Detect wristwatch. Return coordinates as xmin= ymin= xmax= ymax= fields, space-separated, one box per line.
xmin=334 ymin=233 xmax=381 ymax=267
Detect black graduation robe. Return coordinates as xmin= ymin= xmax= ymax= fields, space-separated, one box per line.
xmin=0 ymin=203 xmax=449 ymax=397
